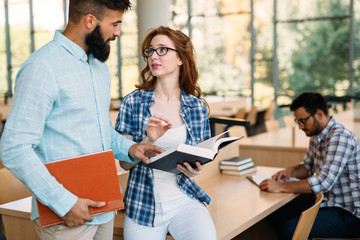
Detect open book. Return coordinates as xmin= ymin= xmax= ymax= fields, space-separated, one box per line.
xmin=147 ymin=131 xmax=244 ymax=174
xmin=247 ymin=174 xmax=299 ymax=187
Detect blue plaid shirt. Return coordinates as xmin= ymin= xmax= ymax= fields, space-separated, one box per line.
xmin=0 ymin=30 xmax=136 ymax=224
xmin=115 ymin=89 xmax=211 ymax=227
xmin=303 ymin=117 xmax=360 ymax=218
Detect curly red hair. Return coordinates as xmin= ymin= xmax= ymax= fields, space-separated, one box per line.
xmin=136 ymin=26 xmax=203 ymax=99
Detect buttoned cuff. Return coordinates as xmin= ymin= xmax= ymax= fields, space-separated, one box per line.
xmin=50 ymin=190 xmax=78 ymax=217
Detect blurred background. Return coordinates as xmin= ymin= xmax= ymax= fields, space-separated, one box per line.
xmin=1 ymin=0 xmax=359 ymax=121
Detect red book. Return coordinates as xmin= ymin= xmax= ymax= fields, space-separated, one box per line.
xmin=37 ymin=150 xmax=124 ymax=227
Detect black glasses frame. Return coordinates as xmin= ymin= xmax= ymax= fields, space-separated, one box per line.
xmin=143 ymin=47 xmax=178 ymax=57
xmin=294 ymin=114 xmax=313 ymax=126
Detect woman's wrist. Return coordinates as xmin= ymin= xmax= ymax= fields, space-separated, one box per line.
xmin=141 ymin=136 xmax=154 ymax=144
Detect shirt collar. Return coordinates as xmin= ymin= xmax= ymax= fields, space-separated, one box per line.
xmin=180 ymin=89 xmax=196 ymax=108
xmin=140 ymin=88 xmax=197 ymax=108
xmin=53 ymin=30 xmax=90 ymax=63
xmin=317 ymin=116 xmax=335 ymax=142
xmin=140 ymin=90 xmax=155 ymax=105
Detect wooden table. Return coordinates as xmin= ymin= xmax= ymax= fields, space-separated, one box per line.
xmin=197 ymin=166 xmax=298 ymax=240
xmin=0 ymin=197 xmax=38 ymax=240
xmin=239 ymin=126 xmax=309 ymax=168
xmin=0 ymin=147 xmax=296 ymax=240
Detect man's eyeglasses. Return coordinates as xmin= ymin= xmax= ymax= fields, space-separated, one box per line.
xmin=294 ymin=114 xmax=313 ymax=126
xmin=143 ymin=47 xmax=178 ymax=57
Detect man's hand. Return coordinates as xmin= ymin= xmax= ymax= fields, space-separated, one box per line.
xmin=259 ymin=179 xmax=284 ymax=192
xmin=272 ymin=169 xmax=292 ymax=182
xmin=129 ymin=143 xmax=164 ymax=164
xmin=61 ymin=198 xmax=105 ymax=227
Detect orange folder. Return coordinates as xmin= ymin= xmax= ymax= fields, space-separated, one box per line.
xmin=37 ymin=150 xmax=124 ymax=227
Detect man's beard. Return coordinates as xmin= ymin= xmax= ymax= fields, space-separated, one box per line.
xmin=85 ymin=25 xmax=112 ymax=62
xmin=303 ymin=118 xmax=322 ymax=136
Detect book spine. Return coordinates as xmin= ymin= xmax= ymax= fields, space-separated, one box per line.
xmin=220 ymin=166 xmax=257 ymax=176
xmin=219 ymin=158 xmax=252 ymax=166
xmin=219 ymin=162 xmax=254 ymax=171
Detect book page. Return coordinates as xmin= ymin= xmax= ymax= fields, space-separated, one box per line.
xmin=247 ymin=175 xmax=271 ymax=186
xmin=247 ymin=174 xmax=299 ymax=186
xmin=196 ymin=131 xmax=229 ymax=151
xmin=215 ymin=136 xmax=243 ymax=150
xmin=196 ymin=131 xmax=243 ymax=152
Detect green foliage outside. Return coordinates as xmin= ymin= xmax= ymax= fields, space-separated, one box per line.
xmin=1 ymin=0 xmax=359 ymax=104
xmin=281 ymin=0 xmax=360 ymax=98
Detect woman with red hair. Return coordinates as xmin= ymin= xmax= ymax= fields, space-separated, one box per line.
xmin=115 ymin=26 xmax=216 ymax=239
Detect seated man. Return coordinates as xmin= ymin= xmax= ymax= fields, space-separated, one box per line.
xmin=259 ymin=92 xmax=360 ymax=239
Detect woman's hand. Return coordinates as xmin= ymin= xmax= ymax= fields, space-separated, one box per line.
xmin=146 ymin=114 xmax=172 ymax=142
xmin=177 ymin=161 xmax=203 ymax=178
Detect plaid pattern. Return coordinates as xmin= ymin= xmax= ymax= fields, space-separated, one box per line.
xmin=0 ymin=31 xmax=135 ymax=224
xmin=303 ymin=117 xmax=360 ymax=218
xmin=115 ymin=89 xmax=211 ymax=227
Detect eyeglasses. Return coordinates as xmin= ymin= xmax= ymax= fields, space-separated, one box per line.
xmin=294 ymin=114 xmax=313 ymax=126
xmin=143 ymin=47 xmax=177 ymax=57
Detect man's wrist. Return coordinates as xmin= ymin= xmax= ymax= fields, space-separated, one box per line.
xmin=127 ymin=144 xmax=137 ymax=163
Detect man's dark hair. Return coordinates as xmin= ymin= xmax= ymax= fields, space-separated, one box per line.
xmin=69 ymin=0 xmax=131 ymax=22
xmin=290 ymin=92 xmax=329 ymax=116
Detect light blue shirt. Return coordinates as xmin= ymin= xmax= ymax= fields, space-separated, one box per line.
xmin=0 ymin=30 xmax=135 ymax=224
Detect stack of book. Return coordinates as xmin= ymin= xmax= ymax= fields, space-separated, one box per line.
xmin=219 ymin=156 xmax=256 ymax=176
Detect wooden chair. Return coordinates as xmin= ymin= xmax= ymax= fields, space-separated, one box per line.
xmin=336 ymin=104 xmax=344 ymax=113
xmin=292 ymin=192 xmax=324 ymax=240
xmin=283 ymin=115 xmax=296 ymax=127
xmin=235 ymin=108 xmax=246 ymax=119
xmin=346 ymin=102 xmax=354 ymax=110
xmin=228 ymin=125 xmax=248 ymax=138
xmin=265 ymin=119 xmax=280 ymax=132
xmin=264 ymin=102 xmax=276 ymax=121
xmin=246 ymin=106 xmax=258 ymax=127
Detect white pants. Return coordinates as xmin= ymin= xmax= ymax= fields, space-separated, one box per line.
xmin=34 ymin=217 xmax=114 ymax=240
xmin=124 ymin=196 xmax=217 ymax=240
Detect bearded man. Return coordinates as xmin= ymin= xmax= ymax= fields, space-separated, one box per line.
xmin=0 ymin=1 xmax=163 ymax=239
xmin=259 ymin=92 xmax=360 ymax=239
